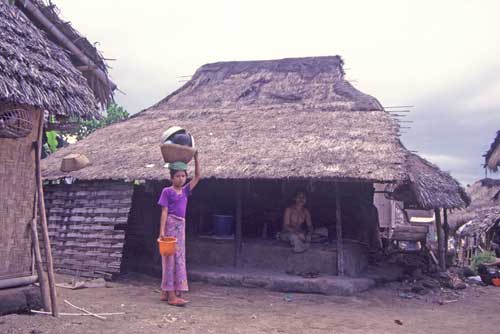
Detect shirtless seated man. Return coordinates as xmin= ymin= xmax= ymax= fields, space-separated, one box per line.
xmin=279 ymin=190 xmax=327 ymax=253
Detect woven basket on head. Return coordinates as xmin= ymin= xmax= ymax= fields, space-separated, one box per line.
xmin=160 ymin=143 xmax=196 ymax=163
xmin=0 ymin=108 xmax=34 ymax=139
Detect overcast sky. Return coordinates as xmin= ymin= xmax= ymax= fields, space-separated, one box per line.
xmin=55 ymin=0 xmax=500 ymax=185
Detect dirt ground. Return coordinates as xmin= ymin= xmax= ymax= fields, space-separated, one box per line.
xmin=1 ymin=273 xmax=499 ymax=334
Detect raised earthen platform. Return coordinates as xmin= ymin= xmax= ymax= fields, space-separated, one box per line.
xmin=187 ymin=237 xmax=369 ymax=277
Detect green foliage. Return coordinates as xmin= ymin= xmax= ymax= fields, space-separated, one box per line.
xmin=75 ymin=103 xmax=129 ymax=140
xmin=470 ymin=250 xmax=496 ymax=272
xmin=46 ymin=130 xmax=59 ymax=153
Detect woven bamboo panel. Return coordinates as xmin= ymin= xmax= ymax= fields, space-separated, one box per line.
xmin=0 ymin=106 xmax=40 ymax=280
xmin=43 ymin=181 xmax=133 ymax=279
xmin=0 ymin=108 xmax=34 ymax=139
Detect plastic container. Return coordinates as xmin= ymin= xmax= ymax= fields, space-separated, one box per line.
xmin=492 ymin=278 xmax=500 ymax=287
xmin=213 ymin=215 xmax=234 ymax=236
xmin=157 ymin=236 xmax=177 ymax=256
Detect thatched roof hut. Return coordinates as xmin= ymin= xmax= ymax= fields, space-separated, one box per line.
xmin=0 ymin=0 xmax=114 ymax=302
xmin=39 ymin=55 xmax=471 ymax=278
xmin=449 ymin=178 xmax=500 ymax=236
xmin=388 ymin=153 xmax=470 ymax=210
xmin=42 ymin=56 xmax=407 ymax=182
xmin=0 ymin=0 xmax=114 ymax=118
xmin=484 ymin=130 xmax=500 ymax=172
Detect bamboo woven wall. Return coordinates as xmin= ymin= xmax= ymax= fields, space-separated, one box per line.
xmin=0 ymin=105 xmax=40 ymax=280
xmin=44 ymin=181 xmax=133 ymax=279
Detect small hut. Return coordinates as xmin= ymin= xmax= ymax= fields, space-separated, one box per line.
xmin=450 ymin=179 xmax=500 ymax=265
xmin=41 ymin=56 xmax=466 ymax=281
xmin=0 ymin=0 xmax=114 ymax=313
xmin=484 ymin=130 xmax=500 ymax=172
xmin=447 ymin=130 xmax=500 ymax=266
xmin=378 ymin=153 xmax=469 ymax=268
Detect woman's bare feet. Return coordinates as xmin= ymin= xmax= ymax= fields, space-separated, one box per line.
xmin=166 ymin=291 xmax=187 ymax=306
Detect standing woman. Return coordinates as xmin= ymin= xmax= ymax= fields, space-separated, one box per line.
xmin=158 ymin=151 xmax=200 ymax=306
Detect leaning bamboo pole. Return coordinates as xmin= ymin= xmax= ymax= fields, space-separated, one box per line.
xmin=35 ymin=114 xmax=59 ymax=317
xmin=31 ymin=191 xmax=50 ymax=311
xmin=31 ymin=124 xmax=50 ymax=310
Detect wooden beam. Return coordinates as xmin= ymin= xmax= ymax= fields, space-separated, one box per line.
xmin=335 ymin=183 xmax=345 ymax=276
xmin=434 ymin=209 xmax=446 ymax=271
xmin=234 ymin=181 xmax=243 ymax=267
xmin=35 ymin=114 xmax=59 ymax=317
xmin=76 ymin=65 xmax=98 ymax=72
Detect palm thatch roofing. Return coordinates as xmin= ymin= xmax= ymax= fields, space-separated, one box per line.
xmin=484 ymin=130 xmax=500 ymax=172
xmin=0 ymin=0 xmax=113 ymax=118
xmin=43 ymin=56 xmax=409 ymax=182
xmin=387 ymin=153 xmax=470 ymax=210
xmin=449 ymin=178 xmax=500 ymax=236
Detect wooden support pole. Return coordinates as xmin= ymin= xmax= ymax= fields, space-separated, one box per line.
xmin=234 ymin=181 xmax=243 ymax=267
xmin=335 ymin=183 xmax=345 ymax=276
xmin=443 ymin=209 xmax=449 ymax=268
xmin=35 ymin=114 xmax=59 ymax=317
xmin=434 ymin=208 xmax=446 ymax=271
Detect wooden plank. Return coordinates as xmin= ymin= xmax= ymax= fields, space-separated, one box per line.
xmin=390 ymin=231 xmax=428 ymax=242
xmin=335 ymin=183 xmax=345 ymax=276
xmin=392 ymin=225 xmax=429 ymax=233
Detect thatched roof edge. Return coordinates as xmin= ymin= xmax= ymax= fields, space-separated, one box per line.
xmin=449 ymin=178 xmax=500 ymax=236
xmin=0 ymin=0 xmax=113 ymax=118
xmin=484 ymin=130 xmax=500 ymax=172
xmin=390 ymin=153 xmax=469 ymax=210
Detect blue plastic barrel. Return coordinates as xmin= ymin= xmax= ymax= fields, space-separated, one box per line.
xmin=213 ymin=215 xmax=234 ymax=236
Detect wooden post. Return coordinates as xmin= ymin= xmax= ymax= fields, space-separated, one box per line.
xmin=443 ymin=208 xmax=449 ymax=268
xmin=234 ymin=181 xmax=243 ymax=267
xmin=335 ymin=183 xmax=345 ymax=276
xmin=35 ymin=114 xmax=59 ymax=317
xmin=434 ymin=208 xmax=446 ymax=271
xmin=31 ymin=192 xmax=50 ymax=311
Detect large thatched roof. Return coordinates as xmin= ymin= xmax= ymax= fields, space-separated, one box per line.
xmin=449 ymin=178 xmax=500 ymax=236
xmin=484 ymin=130 xmax=500 ymax=172
xmin=388 ymin=153 xmax=470 ymax=210
xmin=42 ymin=56 xmax=407 ymax=182
xmin=0 ymin=0 xmax=113 ymax=117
